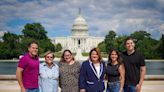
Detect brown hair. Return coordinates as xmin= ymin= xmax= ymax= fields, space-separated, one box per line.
xmin=28 ymin=40 xmax=38 ymax=48
xmin=124 ymin=36 xmax=135 ymax=45
xmin=89 ymin=48 xmax=102 ymax=62
xmin=60 ymin=49 xmax=74 ymax=62
xmin=44 ymin=51 xmax=55 ymax=58
xmin=108 ymin=49 xmax=123 ymax=65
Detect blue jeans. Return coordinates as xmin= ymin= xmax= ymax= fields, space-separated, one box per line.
xmin=106 ymin=81 xmax=123 ymax=92
xmin=123 ymin=84 xmax=136 ymax=92
xmin=26 ymin=88 xmax=39 ymax=92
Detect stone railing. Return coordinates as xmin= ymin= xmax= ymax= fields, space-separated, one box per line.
xmin=0 ymin=75 xmax=164 ymax=80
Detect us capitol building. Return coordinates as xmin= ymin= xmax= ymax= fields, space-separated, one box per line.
xmin=51 ymin=10 xmax=104 ymax=53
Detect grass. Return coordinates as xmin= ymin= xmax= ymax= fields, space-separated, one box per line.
xmin=82 ymin=52 xmax=108 ymax=58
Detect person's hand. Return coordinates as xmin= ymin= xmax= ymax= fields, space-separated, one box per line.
xmin=136 ymin=84 xmax=141 ymax=92
xmin=80 ymin=89 xmax=86 ymax=92
xmin=119 ymin=88 xmax=123 ymax=92
xmin=21 ymin=87 xmax=26 ymax=92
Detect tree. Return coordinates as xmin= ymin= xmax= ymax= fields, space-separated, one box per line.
xmin=115 ymin=35 xmax=127 ymax=52
xmin=39 ymin=39 xmax=55 ymax=53
xmin=55 ymin=43 xmax=62 ymax=52
xmin=104 ymin=30 xmax=116 ymax=53
xmin=158 ymin=34 xmax=164 ymax=59
xmin=21 ymin=23 xmax=55 ymax=54
xmin=131 ymin=30 xmax=151 ymax=41
xmin=0 ymin=32 xmax=22 ymax=59
xmin=0 ymin=23 xmax=56 ymax=59
xmin=130 ymin=30 xmax=159 ymax=59
xmin=22 ymin=23 xmax=48 ymax=40
xmin=98 ymin=41 xmax=106 ymax=52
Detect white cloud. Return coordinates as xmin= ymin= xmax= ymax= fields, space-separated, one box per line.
xmin=157 ymin=0 xmax=164 ymax=9
xmin=0 ymin=0 xmax=163 ymax=39
xmin=0 ymin=30 xmax=7 ymax=37
xmin=159 ymin=24 xmax=164 ymax=34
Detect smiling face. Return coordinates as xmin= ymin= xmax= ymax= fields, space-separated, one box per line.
xmin=110 ymin=50 xmax=118 ymax=62
xmin=64 ymin=51 xmax=73 ymax=63
xmin=125 ymin=39 xmax=135 ymax=52
xmin=28 ymin=43 xmax=38 ymax=57
xmin=45 ymin=53 xmax=54 ymax=64
xmin=89 ymin=48 xmax=102 ymax=63
xmin=91 ymin=51 xmax=99 ymax=62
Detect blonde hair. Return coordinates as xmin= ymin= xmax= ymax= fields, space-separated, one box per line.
xmin=44 ymin=51 xmax=55 ymax=58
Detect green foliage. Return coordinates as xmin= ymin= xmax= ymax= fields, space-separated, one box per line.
xmin=0 ymin=23 xmax=163 ymax=59
xmin=0 ymin=23 xmax=55 ymax=59
xmin=21 ymin=23 xmax=55 ymax=54
xmin=0 ymin=32 xmax=22 ymax=59
xmin=19 ymin=37 xmax=37 ymax=53
xmin=104 ymin=30 xmax=116 ymax=53
xmin=99 ymin=31 xmax=127 ymax=54
xmin=115 ymin=35 xmax=127 ymax=52
xmin=98 ymin=41 xmax=106 ymax=52
xmin=101 ymin=30 xmax=162 ymax=59
xmin=130 ymin=31 xmax=160 ymax=59
xmin=82 ymin=53 xmax=89 ymax=56
xmin=157 ymin=34 xmax=164 ymax=59
xmin=22 ymin=23 xmax=48 ymax=40
xmin=38 ymin=39 xmax=55 ymax=53
xmin=101 ymin=52 xmax=108 ymax=58
xmin=55 ymin=43 xmax=62 ymax=52
xmin=54 ymin=52 xmax=62 ymax=58
xmin=131 ymin=31 xmax=151 ymax=40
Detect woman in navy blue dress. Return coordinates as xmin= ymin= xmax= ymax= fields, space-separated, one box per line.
xmin=79 ymin=48 xmax=106 ymax=92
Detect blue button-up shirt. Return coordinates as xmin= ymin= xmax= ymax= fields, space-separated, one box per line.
xmin=39 ymin=62 xmax=59 ymax=92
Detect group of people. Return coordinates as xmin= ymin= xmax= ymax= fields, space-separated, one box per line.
xmin=16 ymin=36 xmax=146 ymax=92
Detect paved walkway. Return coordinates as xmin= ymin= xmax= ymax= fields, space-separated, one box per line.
xmin=0 ymin=80 xmax=164 ymax=92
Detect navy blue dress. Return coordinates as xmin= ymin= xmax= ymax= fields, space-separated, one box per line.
xmin=79 ymin=60 xmax=106 ymax=92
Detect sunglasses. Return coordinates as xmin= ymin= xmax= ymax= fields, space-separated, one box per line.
xmin=46 ymin=56 xmax=53 ymax=58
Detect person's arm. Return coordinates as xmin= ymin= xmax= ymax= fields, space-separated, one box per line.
xmin=79 ymin=63 xmax=86 ymax=92
xmin=119 ymin=64 xmax=125 ymax=92
xmin=39 ymin=64 xmax=42 ymax=92
xmin=104 ymin=63 xmax=108 ymax=81
xmin=16 ymin=67 xmax=26 ymax=92
xmin=39 ymin=75 xmax=42 ymax=92
xmin=136 ymin=66 xmax=146 ymax=92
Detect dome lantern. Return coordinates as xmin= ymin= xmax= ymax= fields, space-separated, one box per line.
xmin=72 ymin=9 xmax=88 ymax=36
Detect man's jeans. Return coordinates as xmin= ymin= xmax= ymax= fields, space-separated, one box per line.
xmin=26 ymin=88 xmax=39 ymax=92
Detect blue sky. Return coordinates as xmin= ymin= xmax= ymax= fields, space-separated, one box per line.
xmin=0 ymin=0 xmax=164 ymax=39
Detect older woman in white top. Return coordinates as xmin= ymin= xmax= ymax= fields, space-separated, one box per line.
xmin=39 ymin=51 xmax=59 ymax=92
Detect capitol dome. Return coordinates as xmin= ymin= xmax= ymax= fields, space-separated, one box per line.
xmin=53 ymin=9 xmax=104 ymax=53
xmin=72 ymin=15 xmax=88 ymax=30
xmin=72 ymin=9 xmax=88 ymax=36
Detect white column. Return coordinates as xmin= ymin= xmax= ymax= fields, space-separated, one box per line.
xmin=74 ymin=38 xmax=75 ymax=51
xmin=84 ymin=38 xmax=86 ymax=52
xmin=81 ymin=38 xmax=83 ymax=51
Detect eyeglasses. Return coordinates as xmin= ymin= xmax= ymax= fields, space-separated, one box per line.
xmin=64 ymin=54 xmax=71 ymax=57
xmin=46 ymin=56 xmax=53 ymax=58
